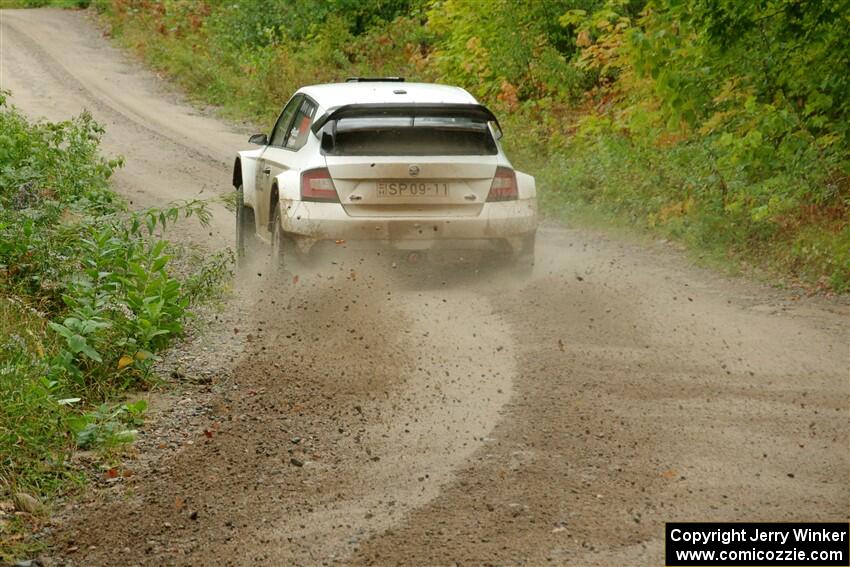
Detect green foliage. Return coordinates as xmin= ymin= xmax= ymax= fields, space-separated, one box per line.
xmin=0 ymin=0 xmax=90 ymax=7
xmin=554 ymin=0 xmax=849 ymax=289
xmin=428 ymin=0 xmax=599 ymax=102
xmin=67 ymin=400 xmax=147 ymax=450
xmin=0 ymin=94 xmax=231 ymax=519
xmin=0 ymin=297 xmax=69 ymax=494
xmin=204 ymin=0 xmax=428 ymax=50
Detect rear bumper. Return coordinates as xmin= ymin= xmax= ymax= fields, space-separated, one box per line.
xmin=279 ymin=198 xmax=537 ymax=255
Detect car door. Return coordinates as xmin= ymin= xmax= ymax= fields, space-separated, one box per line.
xmin=255 ymin=95 xmax=304 ymax=235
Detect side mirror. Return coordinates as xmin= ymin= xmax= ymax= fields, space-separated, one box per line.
xmin=249 ymin=133 xmax=268 ymax=145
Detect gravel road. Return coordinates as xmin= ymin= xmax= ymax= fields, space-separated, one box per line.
xmin=1 ymin=9 xmax=847 ymax=567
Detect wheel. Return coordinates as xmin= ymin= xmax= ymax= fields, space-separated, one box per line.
xmin=270 ymin=203 xmax=300 ymax=273
xmin=235 ymin=185 xmax=257 ymax=264
xmin=509 ymin=232 xmax=536 ymax=277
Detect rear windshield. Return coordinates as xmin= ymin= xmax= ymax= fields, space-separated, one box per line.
xmin=322 ymin=116 xmax=498 ymax=156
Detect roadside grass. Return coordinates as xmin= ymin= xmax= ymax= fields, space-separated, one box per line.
xmin=85 ymin=1 xmax=849 ymax=294
xmin=0 ymin=92 xmax=231 ymax=562
xmin=0 ymin=0 xmax=89 ymax=8
xmin=0 ymin=297 xmax=73 ymax=494
xmin=0 ymin=297 xmax=66 ymax=562
xmin=93 ymin=6 xmax=428 ymax=126
xmin=511 ymin=130 xmax=850 ymax=292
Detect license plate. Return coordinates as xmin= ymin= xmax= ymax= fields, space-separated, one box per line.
xmin=376 ymin=180 xmax=450 ymax=198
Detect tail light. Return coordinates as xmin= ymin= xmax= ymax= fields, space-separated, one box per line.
xmin=301 ymin=168 xmax=339 ymax=202
xmin=486 ymin=167 xmax=518 ymax=202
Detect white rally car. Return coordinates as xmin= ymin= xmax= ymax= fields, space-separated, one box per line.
xmin=232 ymin=78 xmax=537 ymax=271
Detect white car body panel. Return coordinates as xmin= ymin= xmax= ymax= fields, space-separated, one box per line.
xmin=300 ymin=81 xmax=478 ymax=108
xmin=278 ymin=200 xmax=536 ymax=253
xmin=235 ymin=147 xmax=263 ymax=209
xmin=515 ymin=171 xmax=535 ymax=200
xmin=325 ymin=154 xmax=501 ymax=217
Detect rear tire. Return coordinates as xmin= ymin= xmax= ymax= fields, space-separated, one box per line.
xmin=235 ymin=185 xmax=257 ymax=265
xmin=270 ymin=204 xmax=301 ymax=273
xmin=510 ymin=232 xmax=536 ymax=277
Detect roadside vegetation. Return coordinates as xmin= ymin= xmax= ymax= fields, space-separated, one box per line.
xmin=87 ymin=0 xmax=848 ymax=291
xmin=0 ymin=0 xmax=89 ymax=7
xmin=0 ymin=92 xmax=229 ymax=561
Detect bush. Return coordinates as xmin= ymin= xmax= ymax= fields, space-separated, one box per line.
xmin=0 ymin=92 xmax=231 ymax=509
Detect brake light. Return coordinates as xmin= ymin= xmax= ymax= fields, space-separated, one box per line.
xmin=300 ymin=168 xmax=339 ymax=202
xmin=486 ymin=167 xmax=518 ymax=202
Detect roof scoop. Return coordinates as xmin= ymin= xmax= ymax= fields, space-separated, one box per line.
xmin=346 ymin=77 xmax=405 ymax=82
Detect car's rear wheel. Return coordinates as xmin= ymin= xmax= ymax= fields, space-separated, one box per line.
xmin=235 ymin=184 xmax=257 ymax=264
xmin=509 ymin=232 xmax=535 ymax=277
xmin=270 ymin=204 xmax=301 ymax=274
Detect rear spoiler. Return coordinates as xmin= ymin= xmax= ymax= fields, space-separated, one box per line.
xmin=311 ymin=103 xmax=502 ymax=135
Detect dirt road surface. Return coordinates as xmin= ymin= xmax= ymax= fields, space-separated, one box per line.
xmin=1 ymin=9 xmax=848 ymax=567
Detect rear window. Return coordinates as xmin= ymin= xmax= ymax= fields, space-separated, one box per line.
xmin=322 ymin=116 xmax=498 ymax=156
